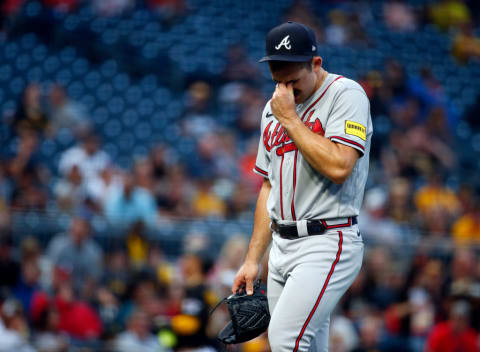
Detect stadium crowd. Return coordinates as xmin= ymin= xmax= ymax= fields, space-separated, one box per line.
xmin=0 ymin=0 xmax=480 ymax=351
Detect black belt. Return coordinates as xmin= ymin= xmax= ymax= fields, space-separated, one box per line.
xmin=271 ymin=217 xmax=357 ymax=240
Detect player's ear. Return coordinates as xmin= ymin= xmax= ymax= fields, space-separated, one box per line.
xmin=312 ymin=56 xmax=322 ymax=72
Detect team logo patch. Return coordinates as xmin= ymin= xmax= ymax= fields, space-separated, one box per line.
xmin=345 ymin=121 xmax=366 ymax=141
xmin=275 ymin=35 xmax=291 ymax=50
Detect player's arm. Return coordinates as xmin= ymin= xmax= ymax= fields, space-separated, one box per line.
xmin=283 ymin=120 xmax=359 ymax=184
xmin=232 ymin=178 xmax=272 ymax=295
xmin=271 ymin=82 xmax=360 ymax=184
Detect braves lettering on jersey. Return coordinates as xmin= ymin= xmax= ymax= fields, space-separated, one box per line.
xmin=253 ymin=74 xmax=373 ymax=222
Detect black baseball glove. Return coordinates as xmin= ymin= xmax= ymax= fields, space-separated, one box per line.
xmin=211 ymin=280 xmax=270 ymax=344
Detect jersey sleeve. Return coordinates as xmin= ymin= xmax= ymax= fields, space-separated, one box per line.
xmin=253 ymin=104 xmax=271 ymax=178
xmin=324 ymin=88 xmax=370 ymax=156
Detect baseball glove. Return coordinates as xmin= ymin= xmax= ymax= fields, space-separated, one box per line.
xmin=211 ymin=280 xmax=270 ymax=344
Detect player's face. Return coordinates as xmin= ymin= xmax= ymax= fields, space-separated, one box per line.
xmin=271 ymin=65 xmax=318 ymax=104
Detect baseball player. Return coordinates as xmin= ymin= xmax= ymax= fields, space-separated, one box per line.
xmin=232 ymin=22 xmax=372 ymax=352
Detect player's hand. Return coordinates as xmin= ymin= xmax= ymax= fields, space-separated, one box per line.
xmin=271 ymin=82 xmax=297 ymax=125
xmin=232 ymin=261 xmax=259 ymax=295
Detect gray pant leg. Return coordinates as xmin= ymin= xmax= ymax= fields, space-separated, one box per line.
xmin=267 ymin=248 xmax=285 ymax=315
xmin=267 ymin=231 xmax=363 ymax=352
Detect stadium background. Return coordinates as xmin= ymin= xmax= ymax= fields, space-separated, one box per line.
xmin=1 ymin=0 xmax=480 ymax=351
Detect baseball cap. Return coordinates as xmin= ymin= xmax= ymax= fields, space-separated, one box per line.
xmin=259 ymin=21 xmax=318 ymax=63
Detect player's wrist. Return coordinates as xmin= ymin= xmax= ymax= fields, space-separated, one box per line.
xmin=282 ymin=114 xmax=302 ymax=131
xmin=244 ymin=256 xmax=261 ymax=266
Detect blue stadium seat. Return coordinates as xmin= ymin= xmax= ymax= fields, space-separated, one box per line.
xmin=120 ymin=108 xmax=139 ymax=127
xmin=112 ymin=73 xmax=131 ymax=91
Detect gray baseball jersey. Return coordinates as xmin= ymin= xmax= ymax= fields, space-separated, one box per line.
xmin=253 ymin=73 xmax=372 ymax=222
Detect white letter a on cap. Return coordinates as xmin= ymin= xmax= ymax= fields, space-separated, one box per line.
xmin=275 ymin=35 xmax=291 ymax=50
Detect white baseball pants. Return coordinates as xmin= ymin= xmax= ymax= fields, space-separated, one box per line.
xmin=267 ymin=226 xmax=364 ymax=352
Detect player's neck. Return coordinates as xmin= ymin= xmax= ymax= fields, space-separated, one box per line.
xmin=314 ymin=69 xmax=328 ymax=92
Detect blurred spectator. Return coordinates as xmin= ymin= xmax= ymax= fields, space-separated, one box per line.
xmin=12 ymin=83 xmax=49 ymax=135
xmin=406 ymin=124 xmax=456 ymax=170
xmin=414 ymin=173 xmax=460 ymax=221
xmin=114 ymin=309 xmax=168 ymax=352
xmin=363 ymin=247 xmax=399 ymax=309
xmin=133 ymin=157 xmax=155 ymax=193
xmin=86 ymin=166 xmax=123 ymax=206
xmin=156 ymin=164 xmax=194 ymax=217
xmin=54 ymin=164 xmax=87 ymax=212
xmin=188 ymin=134 xmax=220 ymax=179
xmin=359 ymin=70 xmax=391 ymax=118
xmin=18 ymin=236 xmax=52 ymax=305
xmin=226 ymin=182 xmax=255 ymax=219
xmin=214 ymin=131 xmax=239 ymax=180
xmin=97 ymin=245 xmax=129 ymax=333
xmin=222 ymin=44 xmax=261 ymax=84
xmin=150 ymin=144 xmax=168 ymax=182
xmin=181 ymin=81 xmax=216 ymax=138
xmin=172 ymin=251 xmax=217 ymax=350
xmin=351 ymin=315 xmax=384 ymax=352
xmin=325 ymin=10 xmax=348 ymax=46
xmin=449 ymin=248 xmax=477 ymax=298
xmin=47 ymin=83 xmax=89 ymax=136
xmin=285 ymin=0 xmax=324 ymax=41
xmin=58 ymin=132 xmax=110 ymax=185
xmin=383 ymin=1 xmax=417 ymax=32
xmin=384 ymin=59 xmax=408 ymax=100
xmin=323 ymin=8 xmax=369 ymax=47
xmin=386 ymin=178 xmax=414 ymax=225
xmin=7 ymin=129 xmax=49 ymax=211
xmin=46 ymin=215 xmax=103 ymax=296
xmin=0 ymin=298 xmax=36 ymax=352
xmin=452 ymin=23 xmax=480 ymax=64
xmin=104 ymin=174 xmax=158 ymax=227
xmin=236 ymin=87 xmax=265 ymax=138
xmin=408 ymin=67 xmax=458 ymax=129
xmin=31 ymin=298 xmax=68 ymax=352
xmin=347 ymin=12 xmax=370 ymax=46
xmin=330 ymin=314 xmax=359 ymax=352
xmin=120 ymin=271 xmax=163 ymax=325
xmin=429 ymin=0 xmax=472 ymax=31
xmin=13 ymin=257 xmax=42 ymax=319
xmin=53 ymin=282 xmax=103 ymax=340
xmin=359 ymin=187 xmax=405 ymax=245
xmin=212 ymin=235 xmax=248 ymax=292
xmin=425 ymin=300 xmax=478 ymax=352
xmin=452 ymin=195 xmax=480 ymax=244
xmin=238 ymin=137 xmax=264 ymax=191
xmin=126 ymin=221 xmax=149 ymax=268
xmin=191 ymin=178 xmax=226 ymax=218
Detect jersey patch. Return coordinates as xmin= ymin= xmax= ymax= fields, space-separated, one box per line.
xmin=345 ymin=121 xmax=366 ymax=141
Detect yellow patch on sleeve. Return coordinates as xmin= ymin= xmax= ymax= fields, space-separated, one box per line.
xmin=345 ymin=121 xmax=366 ymax=141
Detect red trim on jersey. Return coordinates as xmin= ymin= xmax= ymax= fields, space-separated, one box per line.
xmin=289 ymin=76 xmax=343 ymax=220
xmin=321 ymin=217 xmax=352 ymax=229
xmin=291 ymin=150 xmax=298 ymax=220
xmin=293 ymin=231 xmax=343 ymax=352
xmin=279 ymin=154 xmax=285 ymax=220
xmin=254 ymin=165 xmax=268 ymax=177
xmin=330 ymin=136 xmax=365 ymax=151
xmin=300 ymin=75 xmax=344 ymax=121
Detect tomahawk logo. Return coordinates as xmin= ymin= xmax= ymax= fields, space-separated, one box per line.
xmin=275 ymin=35 xmax=291 ymax=50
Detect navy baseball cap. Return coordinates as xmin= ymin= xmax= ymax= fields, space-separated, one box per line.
xmin=259 ymin=21 xmax=318 ymax=63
